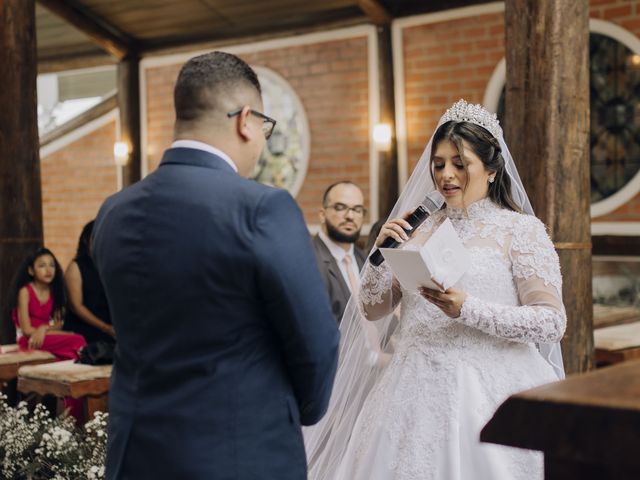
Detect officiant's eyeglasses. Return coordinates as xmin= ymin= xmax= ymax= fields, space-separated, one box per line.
xmin=227 ymin=108 xmax=277 ymax=139
xmin=325 ymin=203 xmax=367 ymax=216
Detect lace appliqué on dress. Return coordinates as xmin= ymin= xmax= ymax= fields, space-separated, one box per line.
xmin=460 ymin=295 xmax=565 ymax=343
xmin=359 ymin=263 xmax=393 ymax=307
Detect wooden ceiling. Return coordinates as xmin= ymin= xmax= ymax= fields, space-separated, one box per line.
xmin=36 ymin=0 xmax=490 ymax=72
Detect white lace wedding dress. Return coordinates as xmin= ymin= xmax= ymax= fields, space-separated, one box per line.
xmin=335 ymin=198 xmax=566 ymax=480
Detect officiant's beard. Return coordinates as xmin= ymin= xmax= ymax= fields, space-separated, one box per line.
xmin=326 ymin=221 xmax=360 ymax=244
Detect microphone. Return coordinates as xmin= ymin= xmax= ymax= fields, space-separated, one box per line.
xmin=369 ymin=190 xmax=445 ymax=267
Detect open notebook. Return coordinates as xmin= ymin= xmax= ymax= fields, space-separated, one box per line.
xmin=380 ymin=218 xmax=470 ymax=292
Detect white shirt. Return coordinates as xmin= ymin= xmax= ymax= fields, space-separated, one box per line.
xmin=171 ymin=140 xmax=238 ymax=173
xmin=318 ymin=231 xmax=360 ymax=292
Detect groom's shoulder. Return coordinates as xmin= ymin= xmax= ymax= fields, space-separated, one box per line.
xmin=235 ymin=178 xmax=295 ymax=207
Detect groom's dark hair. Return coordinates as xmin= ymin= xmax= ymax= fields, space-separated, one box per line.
xmin=174 ymin=51 xmax=261 ymax=123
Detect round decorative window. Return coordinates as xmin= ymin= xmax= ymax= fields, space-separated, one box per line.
xmin=490 ymin=22 xmax=640 ymax=215
xmin=589 ymin=33 xmax=640 ymax=203
xmin=251 ymin=67 xmax=310 ymax=197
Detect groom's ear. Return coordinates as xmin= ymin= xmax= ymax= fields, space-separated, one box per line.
xmin=235 ymin=106 xmax=253 ymax=142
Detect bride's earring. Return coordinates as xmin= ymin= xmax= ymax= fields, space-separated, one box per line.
xmin=488 ymin=176 xmax=495 ymax=184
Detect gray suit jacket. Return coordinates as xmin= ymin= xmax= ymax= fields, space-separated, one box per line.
xmin=312 ymin=234 xmax=367 ymax=323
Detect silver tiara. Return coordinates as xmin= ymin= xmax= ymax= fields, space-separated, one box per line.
xmin=441 ymin=99 xmax=502 ymax=138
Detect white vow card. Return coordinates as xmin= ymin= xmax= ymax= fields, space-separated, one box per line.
xmin=379 ymin=218 xmax=470 ymax=292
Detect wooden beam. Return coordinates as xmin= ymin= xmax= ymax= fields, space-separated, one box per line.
xmin=117 ymin=55 xmax=141 ymax=187
xmin=40 ymin=94 xmax=117 ymax=148
xmin=505 ymin=0 xmax=592 ymax=374
xmin=142 ymin=16 xmax=366 ymax=57
xmin=376 ymin=26 xmax=397 ymax=219
xmin=356 ymin=0 xmax=391 ymax=25
xmin=592 ymin=235 xmax=640 ymax=256
xmin=37 ymin=0 xmax=134 ymax=59
xmin=0 ymin=0 xmax=43 ymax=344
xmin=38 ymin=52 xmax=116 ymax=74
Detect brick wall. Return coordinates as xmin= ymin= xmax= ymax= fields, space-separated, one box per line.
xmin=402 ymin=11 xmax=504 ymax=175
xmin=37 ymin=0 xmax=640 ymax=246
xmin=41 ymin=120 xmax=118 ymax=269
xmin=400 ymin=1 xmax=640 ymax=224
xmin=144 ymin=36 xmax=371 ymax=225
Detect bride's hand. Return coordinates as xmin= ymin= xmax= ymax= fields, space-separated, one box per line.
xmin=375 ymin=210 xmax=415 ymax=247
xmin=419 ymin=286 xmax=467 ymax=318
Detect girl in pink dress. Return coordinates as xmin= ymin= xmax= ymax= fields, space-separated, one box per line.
xmin=11 ymin=247 xmax=86 ymax=359
xmin=11 ymin=247 xmax=86 ymax=422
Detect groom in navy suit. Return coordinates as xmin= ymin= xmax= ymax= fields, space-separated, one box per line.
xmin=92 ymin=51 xmax=340 ymax=480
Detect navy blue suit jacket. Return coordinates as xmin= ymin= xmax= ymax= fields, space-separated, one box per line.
xmin=93 ymin=147 xmax=340 ymax=480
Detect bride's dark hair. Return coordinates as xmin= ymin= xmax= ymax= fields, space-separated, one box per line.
xmin=430 ymin=120 xmax=521 ymax=212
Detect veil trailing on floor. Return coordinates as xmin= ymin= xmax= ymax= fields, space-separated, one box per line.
xmin=303 ymin=99 xmax=565 ymax=479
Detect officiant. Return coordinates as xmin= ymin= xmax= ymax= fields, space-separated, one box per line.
xmin=312 ymin=181 xmax=367 ymax=323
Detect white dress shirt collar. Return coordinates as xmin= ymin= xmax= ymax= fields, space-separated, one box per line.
xmin=171 ymin=140 xmax=238 ymax=173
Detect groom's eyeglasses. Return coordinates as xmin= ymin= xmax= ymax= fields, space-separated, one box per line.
xmin=227 ymin=108 xmax=277 ymax=140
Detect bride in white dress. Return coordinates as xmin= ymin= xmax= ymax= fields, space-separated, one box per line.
xmin=304 ymin=100 xmax=566 ymax=480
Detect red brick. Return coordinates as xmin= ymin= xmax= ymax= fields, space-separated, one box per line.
xmin=41 ymin=122 xmax=118 ymax=267
xmin=603 ymin=4 xmax=633 ymax=19
xmin=45 ymin=2 xmax=640 ymax=229
xmin=620 ymin=18 xmax=640 ymax=31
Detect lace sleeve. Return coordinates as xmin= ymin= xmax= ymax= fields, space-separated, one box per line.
xmin=359 ymin=262 xmax=402 ymax=321
xmin=458 ymin=215 xmax=566 ymax=343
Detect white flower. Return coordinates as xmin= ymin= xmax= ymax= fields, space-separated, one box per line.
xmin=0 ymin=396 xmax=108 ymax=479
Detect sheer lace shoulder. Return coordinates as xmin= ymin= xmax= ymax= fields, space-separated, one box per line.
xmin=509 ymin=214 xmax=562 ymax=294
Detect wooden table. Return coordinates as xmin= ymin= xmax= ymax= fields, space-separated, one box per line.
xmin=481 ymin=360 xmax=640 ymax=479
xmin=18 ymin=360 xmax=112 ymax=421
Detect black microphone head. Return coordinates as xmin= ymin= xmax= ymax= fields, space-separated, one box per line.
xmin=421 ymin=190 xmax=445 ymax=214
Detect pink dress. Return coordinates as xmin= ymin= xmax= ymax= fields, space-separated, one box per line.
xmin=12 ymin=283 xmax=86 ymax=360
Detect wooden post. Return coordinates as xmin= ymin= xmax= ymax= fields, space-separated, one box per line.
xmin=0 ymin=0 xmax=43 ymax=344
xmin=376 ymin=25 xmax=398 ymax=220
xmin=504 ymin=0 xmax=592 ymax=374
xmin=117 ymin=54 xmax=141 ymax=186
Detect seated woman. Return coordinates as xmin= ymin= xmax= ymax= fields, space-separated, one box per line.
xmin=64 ymin=220 xmax=115 ymax=344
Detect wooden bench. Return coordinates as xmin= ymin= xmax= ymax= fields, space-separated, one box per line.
xmin=18 ymin=360 xmax=111 ymax=421
xmin=594 ymin=321 xmax=640 ymax=366
xmin=593 ymin=304 xmax=640 ymax=329
xmin=0 ymin=347 xmax=57 ymax=383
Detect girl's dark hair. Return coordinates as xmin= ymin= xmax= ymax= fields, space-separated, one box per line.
xmin=10 ymin=247 xmax=66 ymax=319
xmin=430 ymin=121 xmax=521 ymax=212
xmin=75 ymin=220 xmax=95 ymax=259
